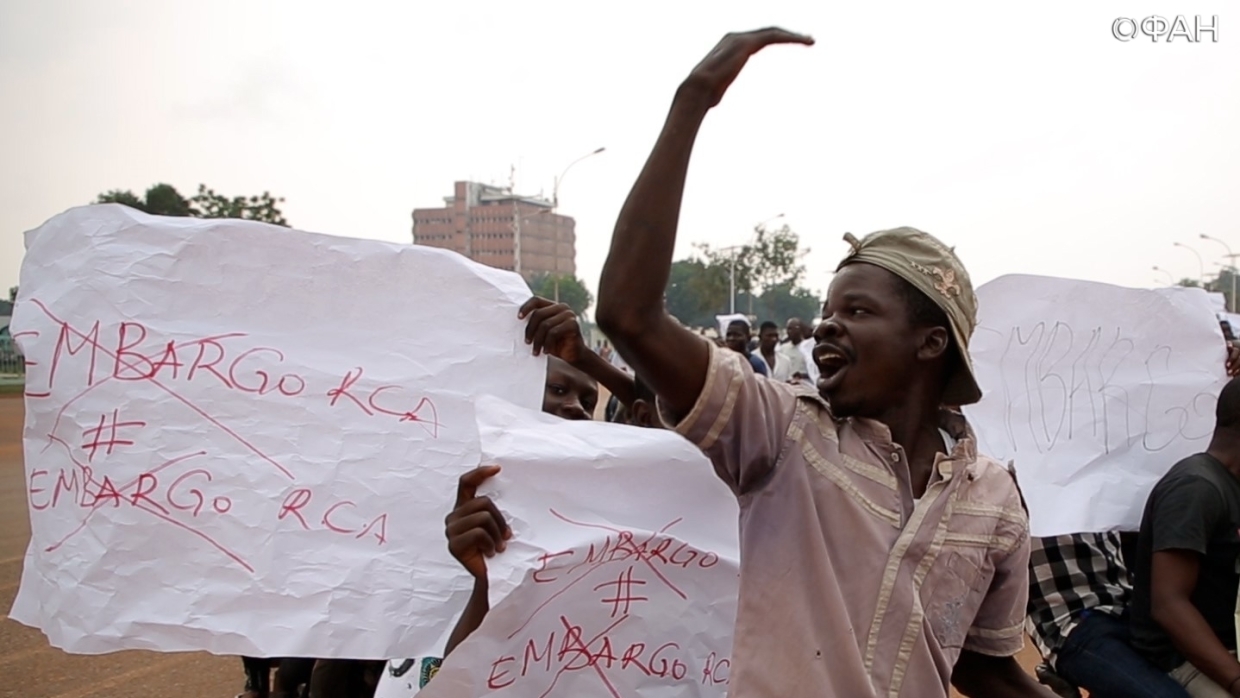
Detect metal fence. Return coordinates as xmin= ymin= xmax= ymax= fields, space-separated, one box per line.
xmin=0 ymin=331 xmax=25 ymax=377
xmin=0 ymin=352 xmax=24 ymax=376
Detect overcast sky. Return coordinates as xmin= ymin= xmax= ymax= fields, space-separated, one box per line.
xmin=2 ymin=1 xmax=1236 ymax=311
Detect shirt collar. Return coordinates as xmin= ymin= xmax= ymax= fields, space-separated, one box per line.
xmin=814 ymin=402 xmax=980 ymax=476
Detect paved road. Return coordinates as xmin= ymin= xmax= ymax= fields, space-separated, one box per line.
xmin=0 ymin=393 xmax=1052 ymax=697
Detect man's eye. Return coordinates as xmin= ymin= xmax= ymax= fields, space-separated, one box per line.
xmin=548 ymin=384 xmax=567 ymax=395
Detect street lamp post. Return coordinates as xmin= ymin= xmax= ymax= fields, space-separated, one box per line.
xmin=552 ymin=147 xmax=606 ymax=211
xmin=1201 ymin=234 xmax=1237 ymax=313
xmin=719 ymin=245 xmax=744 ymax=314
xmin=549 ymin=147 xmax=605 ymax=303
xmin=509 ymin=165 xmax=522 ymax=275
xmin=1152 ymin=266 xmax=1174 ymax=285
xmin=1173 ymin=242 xmax=1207 ymax=285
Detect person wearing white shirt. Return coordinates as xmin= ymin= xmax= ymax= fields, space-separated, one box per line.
xmin=780 ymin=317 xmax=819 ymax=386
xmin=757 ymin=320 xmax=809 ymax=383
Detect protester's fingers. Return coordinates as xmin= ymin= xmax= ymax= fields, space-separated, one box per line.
xmin=454 ymin=465 xmax=500 ymax=508
xmin=518 ymin=296 xmax=554 ymax=319
xmin=543 ymin=313 xmax=582 ymax=347
xmin=445 ymin=495 xmax=496 ymax=524
xmin=525 ymin=304 xmax=572 ymax=350
xmin=449 ymin=528 xmax=498 ymax=557
xmin=533 ymin=314 xmax=580 ymax=358
xmin=448 ymin=529 xmax=496 ymax=577
xmin=746 ymin=26 xmax=815 ymax=47
xmin=687 ymin=28 xmax=814 ymax=108
xmin=701 ymin=28 xmax=815 ymax=67
xmin=445 ymin=495 xmax=510 ymax=545
xmin=446 ymin=510 xmax=507 ymax=554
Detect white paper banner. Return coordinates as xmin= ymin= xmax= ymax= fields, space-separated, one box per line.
xmin=378 ymin=396 xmax=741 ymax=698
xmin=9 ymin=205 xmax=544 ymax=657
xmin=964 ymin=274 xmax=1228 ymax=536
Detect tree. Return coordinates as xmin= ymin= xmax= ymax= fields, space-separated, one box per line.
xmin=1209 ymin=267 xmax=1240 ymax=313
xmin=659 ymin=258 xmax=822 ymax=330
xmin=143 ymin=183 xmax=194 ymax=216
xmin=529 ymin=274 xmax=594 ymax=318
xmin=93 ymin=183 xmax=290 ymax=226
xmin=746 ymin=223 xmax=809 ymax=298
xmin=694 ymin=223 xmax=809 ymax=315
xmin=191 ymin=185 xmax=288 ymax=226
xmin=8 ymin=286 xmax=16 ymax=303
xmin=754 ymin=281 xmax=822 ymax=324
xmin=1179 ymin=268 xmax=1240 ymax=314
xmin=665 ymin=259 xmax=729 ymax=328
xmin=95 ymin=189 xmax=147 ymax=210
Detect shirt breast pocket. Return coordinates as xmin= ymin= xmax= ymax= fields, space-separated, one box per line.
xmin=925 ymin=549 xmax=994 ymax=650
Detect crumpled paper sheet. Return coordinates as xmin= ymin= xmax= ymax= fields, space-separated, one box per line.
xmin=9 ymin=204 xmax=543 ymax=658
xmin=963 ymin=274 xmax=1227 ymax=536
xmin=379 ymin=396 xmax=741 ymax=698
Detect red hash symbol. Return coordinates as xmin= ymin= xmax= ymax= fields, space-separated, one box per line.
xmin=592 ymin=565 xmax=648 ymax=618
xmin=80 ymin=409 xmax=145 ymax=462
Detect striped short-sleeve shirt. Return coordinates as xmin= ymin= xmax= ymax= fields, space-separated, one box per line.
xmin=663 ymin=342 xmax=1030 ymax=697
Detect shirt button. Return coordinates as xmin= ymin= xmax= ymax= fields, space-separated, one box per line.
xmin=892 ymin=452 xmax=901 ymax=463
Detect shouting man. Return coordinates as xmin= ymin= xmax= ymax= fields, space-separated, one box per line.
xmin=595 ymin=28 xmax=1051 ymax=697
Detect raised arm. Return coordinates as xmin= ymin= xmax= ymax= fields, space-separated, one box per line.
xmin=595 ymin=28 xmax=813 ymax=418
xmin=443 ymin=466 xmax=511 ymax=655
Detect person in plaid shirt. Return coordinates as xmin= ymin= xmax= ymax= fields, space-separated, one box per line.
xmin=1026 ymin=345 xmax=1240 ymax=698
xmin=1027 ymin=533 xmax=1189 ymax=698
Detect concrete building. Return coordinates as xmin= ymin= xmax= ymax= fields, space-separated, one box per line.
xmin=412 ymin=181 xmax=576 ymax=280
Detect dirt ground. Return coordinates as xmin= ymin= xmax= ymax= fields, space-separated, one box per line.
xmin=0 ymin=393 xmax=1049 ymax=697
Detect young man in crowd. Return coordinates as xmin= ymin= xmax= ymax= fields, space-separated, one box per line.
xmin=1131 ymin=376 xmax=1240 ymax=697
xmin=594 ymin=28 xmax=1054 ymax=697
xmin=782 ymin=316 xmax=820 ymax=386
xmin=1028 ymin=532 xmax=1184 ymax=698
xmin=723 ymin=318 xmax=768 ymax=376
xmin=1026 ymin=346 xmax=1240 ymax=698
xmin=756 ymin=319 xmax=809 ymax=383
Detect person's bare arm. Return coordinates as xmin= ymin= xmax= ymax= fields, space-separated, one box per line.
xmin=445 ymin=579 xmax=489 ymax=656
xmin=1152 ymin=549 xmax=1240 ymax=693
xmin=443 ymin=466 xmax=511 ymax=656
xmin=595 ymin=28 xmax=813 ymax=418
xmin=951 ymin=652 xmax=1058 ymax=697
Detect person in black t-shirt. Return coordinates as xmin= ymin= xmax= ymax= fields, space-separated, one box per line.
xmin=1131 ymin=375 xmax=1240 ymax=697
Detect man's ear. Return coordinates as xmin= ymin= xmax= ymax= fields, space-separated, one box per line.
xmin=916 ymin=326 xmax=950 ymax=362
